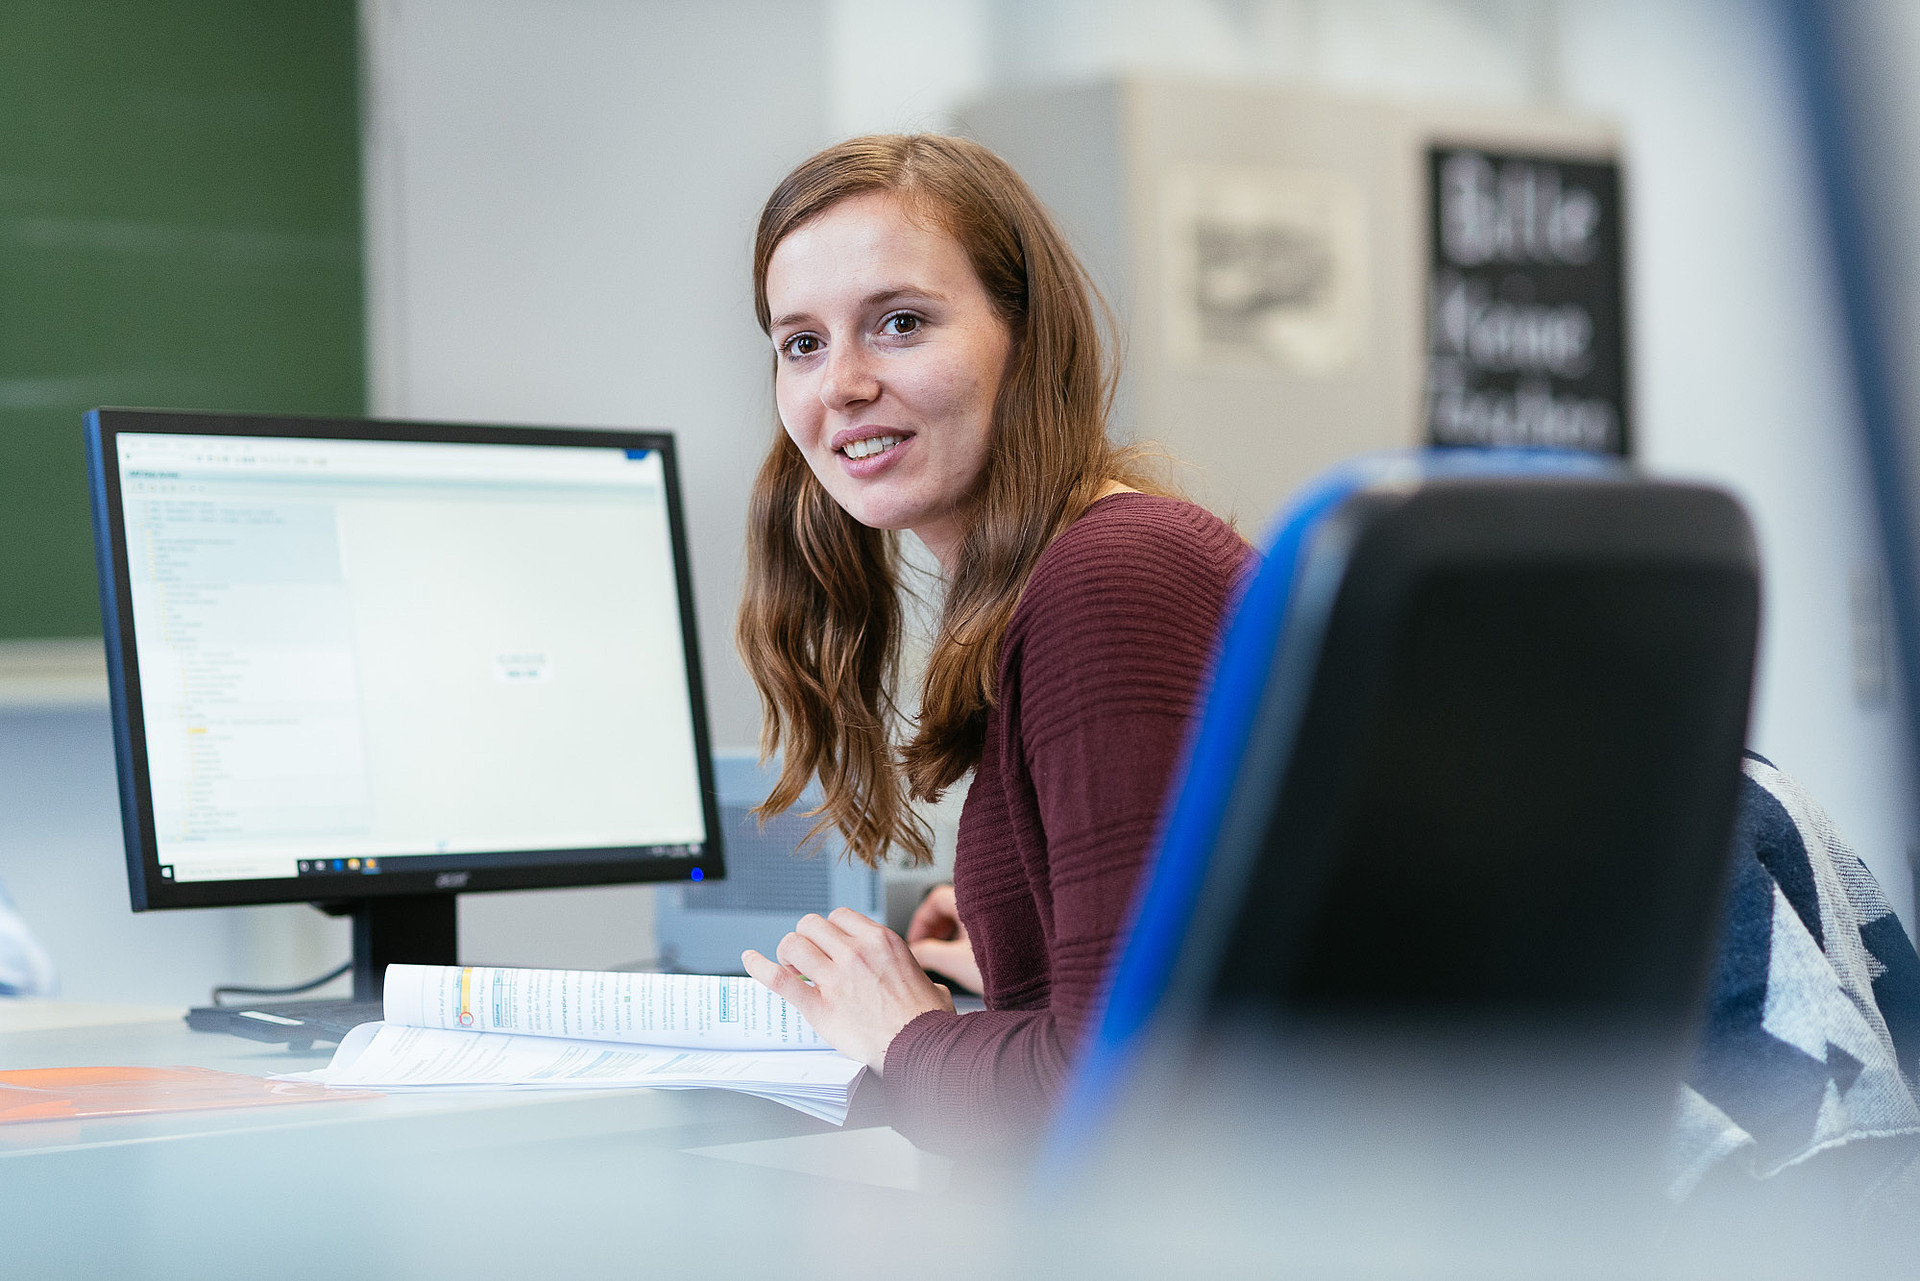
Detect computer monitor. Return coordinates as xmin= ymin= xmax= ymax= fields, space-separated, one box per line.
xmin=85 ymin=408 xmax=725 ymax=999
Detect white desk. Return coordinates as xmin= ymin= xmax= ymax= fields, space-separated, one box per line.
xmin=3 ymin=1007 xmax=1879 ymax=1278
xmin=0 ymin=1007 xmax=968 ymax=1280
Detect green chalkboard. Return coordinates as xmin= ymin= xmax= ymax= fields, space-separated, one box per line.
xmin=0 ymin=1 xmax=363 ymax=639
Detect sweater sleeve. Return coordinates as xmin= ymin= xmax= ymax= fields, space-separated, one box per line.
xmin=882 ymin=500 xmax=1251 ymax=1153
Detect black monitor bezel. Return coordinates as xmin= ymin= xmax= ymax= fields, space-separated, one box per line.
xmin=86 ymin=407 xmax=726 ymax=912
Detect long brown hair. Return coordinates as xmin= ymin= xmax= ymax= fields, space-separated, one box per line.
xmin=738 ymin=134 xmax=1165 ymax=867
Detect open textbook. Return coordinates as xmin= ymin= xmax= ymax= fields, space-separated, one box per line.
xmin=282 ymin=964 xmax=865 ymax=1124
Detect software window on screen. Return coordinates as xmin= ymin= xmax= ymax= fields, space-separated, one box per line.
xmin=116 ymin=433 xmax=706 ymax=884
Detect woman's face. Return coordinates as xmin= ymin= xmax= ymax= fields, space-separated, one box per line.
xmin=765 ymin=191 xmax=1012 ymax=568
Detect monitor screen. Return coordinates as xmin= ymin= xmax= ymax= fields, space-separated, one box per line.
xmin=87 ymin=409 xmax=723 ymax=911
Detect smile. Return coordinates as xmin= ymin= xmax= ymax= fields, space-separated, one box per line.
xmin=839 ymin=435 xmax=903 ymax=460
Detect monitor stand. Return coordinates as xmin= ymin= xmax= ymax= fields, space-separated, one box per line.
xmin=337 ymin=894 xmax=459 ymax=1001
xmin=184 ymin=894 xmax=459 ymax=1049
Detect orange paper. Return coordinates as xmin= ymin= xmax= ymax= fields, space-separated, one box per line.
xmin=0 ymin=1065 xmax=377 ymax=1124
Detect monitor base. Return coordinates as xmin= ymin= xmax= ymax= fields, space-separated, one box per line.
xmin=319 ymin=893 xmax=459 ymax=1001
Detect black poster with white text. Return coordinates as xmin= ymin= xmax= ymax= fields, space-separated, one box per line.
xmin=1425 ymin=146 xmax=1629 ymax=455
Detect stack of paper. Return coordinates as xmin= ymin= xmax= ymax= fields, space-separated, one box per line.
xmin=279 ymin=965 xmax=866 ymax=1124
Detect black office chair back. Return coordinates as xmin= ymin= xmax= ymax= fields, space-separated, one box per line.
xmin=1048 ymin=460 xmax=1760 ymax=1213
xmin=1200 ymin=478 xmax=1760 ymax=1034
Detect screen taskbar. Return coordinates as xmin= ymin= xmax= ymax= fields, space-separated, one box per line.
xmin=159 ymin=842 xmax=708 ymax=884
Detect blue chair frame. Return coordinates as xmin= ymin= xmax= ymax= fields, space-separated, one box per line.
xmin=1047 ymin=448 xmax=1758 ymax=1170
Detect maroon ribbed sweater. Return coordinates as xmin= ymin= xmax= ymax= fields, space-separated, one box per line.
xmin=883 ymin=492 xmax=1253 ymax=1154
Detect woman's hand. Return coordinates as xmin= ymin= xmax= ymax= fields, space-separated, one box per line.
xmin=906 ymin=883 xmax=983 ymax=995
xmin=742 ymin=908 xmax=955 ymax=1074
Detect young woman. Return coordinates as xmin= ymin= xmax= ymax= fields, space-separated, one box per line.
xmin=737 ymin=134 xmax=1252 ymax=1154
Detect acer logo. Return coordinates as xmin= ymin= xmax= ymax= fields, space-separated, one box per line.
xmin=434 ymin=872 xmax=469 ymax=890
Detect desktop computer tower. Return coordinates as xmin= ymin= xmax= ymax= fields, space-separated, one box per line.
xmin=654 ymin=752 xmax=883 ymax=975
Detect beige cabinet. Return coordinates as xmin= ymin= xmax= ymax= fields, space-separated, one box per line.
xmin=959 ymin=80 xmax=1617 ymax=529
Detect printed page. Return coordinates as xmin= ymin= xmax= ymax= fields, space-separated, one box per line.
xmin=382 ymin=964 xmax=826 ymax=1051
xmin=293 ymin=1024 xmax=863 ymax=1123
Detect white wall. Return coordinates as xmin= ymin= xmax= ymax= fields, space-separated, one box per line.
xmin=358 ymin=0 xmax=835 ymax=968
xmin=821 ymin=0 xmax=1916 ymax=923
xmin=373 ymin=0 xmax=1913 ymax=936
xmin=8 ymin=0 xmax=1910 ymax=1003
xmin=0 ymin=708 xmax=350 ymax=1004
xmin=1556 ymin=0 xmax=1915 ymax=924
xmin=827 ymin=0 xmax=1555 ymax=139
xmin=363 ymin=0 xmax=832 ymax=756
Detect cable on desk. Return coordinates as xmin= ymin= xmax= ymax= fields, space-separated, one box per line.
xmin=210 ymin=961 xmax=352 ymax=1006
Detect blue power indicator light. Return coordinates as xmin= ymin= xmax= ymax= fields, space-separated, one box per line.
xmin=689 ymin=868 xmax=704 ymax=882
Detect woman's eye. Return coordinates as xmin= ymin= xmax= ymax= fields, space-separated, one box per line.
xmin=882 ymin=313 xmax=921 ymax=336
xmin=781 ymin=333 xmax=820 ymax=358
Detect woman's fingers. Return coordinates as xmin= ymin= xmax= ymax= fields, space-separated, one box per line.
xmin=826 ymin=908 xmax=929 ymax=979
xmin=785 ymin=907 xmax=966 ymax=992
xmin=909 ymin=933 xmax=984 ymax=996
xmin=825 ymin=906 xmax=882 ymax=936
xmin=745 ymin=910 xmax=959 ymax=1073
xmin=905 ymin=884 xmax=976 ymax=989
xmin=742 ymin=948 xmax=814 ymax=1007
xmin=908 ymin=936 xmax=970 ymax=974
xmin=906 ymin=884 xmax=958 ymax=943
xmin=793 ymin=910 xmax=857 ymax=952
xmin=774 ymin=928 xmax=833 ymax=979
